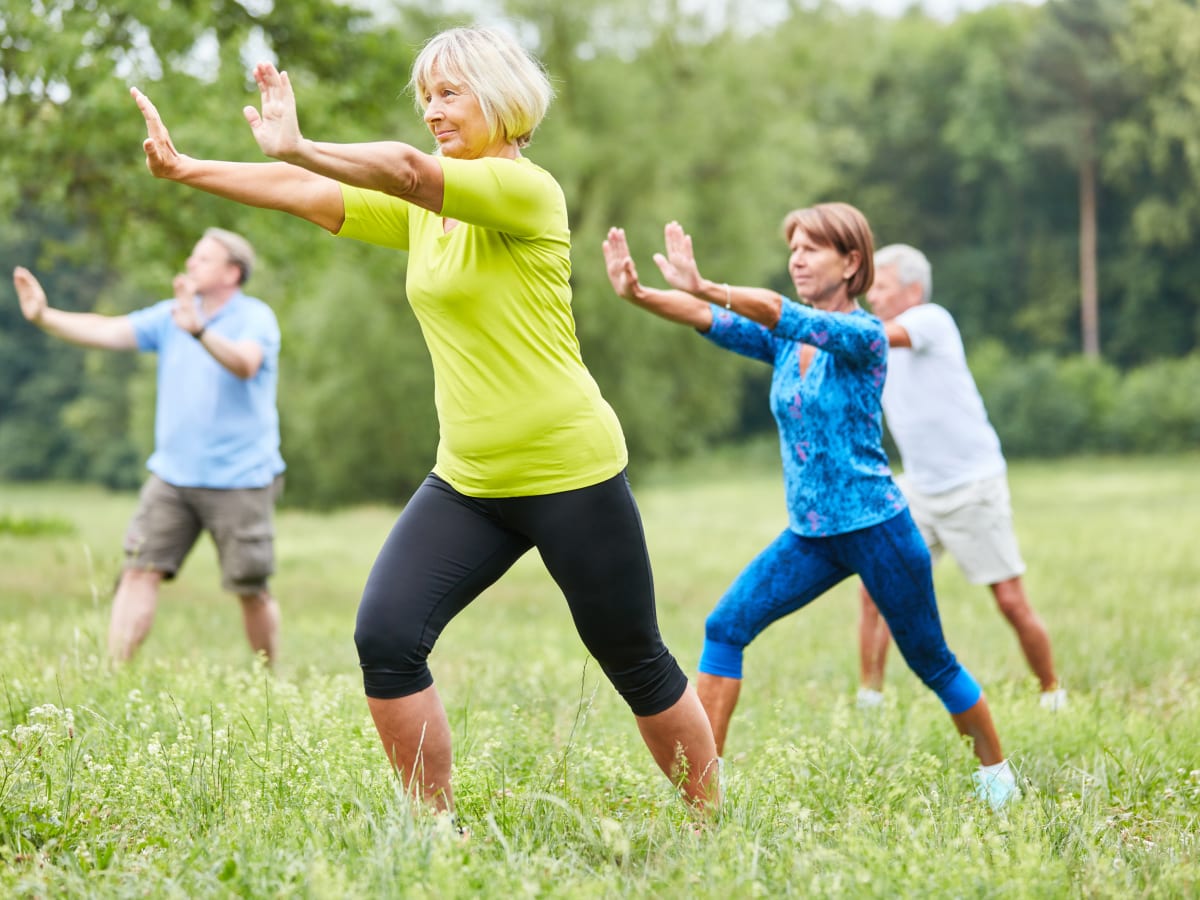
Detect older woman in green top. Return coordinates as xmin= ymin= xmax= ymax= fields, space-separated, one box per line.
xmin=133 ymin=26 xmax=718 ymax=821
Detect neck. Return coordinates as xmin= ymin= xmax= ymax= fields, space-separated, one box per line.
xmin=199 ymin=285 xmax=239 ymax=315
xmin=807 ymin=284 xmax=856 ymax=313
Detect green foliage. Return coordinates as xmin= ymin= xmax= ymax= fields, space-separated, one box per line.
xmin=276 ymin=247 xmax=439 ymax=508
xmin=968 ymin=341 xmax=1200 ymax=456
xmin=0 ymin=512 xmax=75 ymax=536
xmin=6 ymin=0 xmax=1200 ymax=504
xmin=1108 ymin=356 xmax=1200 ymax=453
xmin=1 ymin=459 xmax=1199 ymax=895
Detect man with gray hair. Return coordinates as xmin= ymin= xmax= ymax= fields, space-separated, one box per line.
xmin=12 ymin=228 xmax=285 ymax=665
xmin=857 ymin=243 xmax=1064 ymax=711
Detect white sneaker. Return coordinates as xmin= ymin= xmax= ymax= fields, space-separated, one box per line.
xmin=1039 ymin=688 xmax=1068 ymax=712
xmin=973 ymin=760 xmax=1020 ymax=810
xmin=856 ymin=688 xmax=885 ymax=710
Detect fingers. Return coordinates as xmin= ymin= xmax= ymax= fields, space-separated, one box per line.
xmin=172 ymin=273 xmax=196 ymax=296
xmin=132 ymin=86 xmax=183 ymax=176
xmin=131 ymin=86 xmax=164 ymax=135
xmin=12 ymin=266 xmax=47 ymax=321
xmin=252 ymin=62 xmax=293 ymax=104
xmin=253 ymin=61 xmax=282 ymax=90
xmin=12 ymin=265 xmax=41 ymax=295
xmin=602 ymin=227 xmax=630 ymax=262
xmin=663 ymin=220 xmax=692 ymax=259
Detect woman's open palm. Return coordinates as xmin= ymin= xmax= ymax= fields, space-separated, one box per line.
xmin=131 ymin=87 xmax=189 ymax=180
xmin=653 ymin=221 xmax=705 ymax=294
xmin=243 ymin=63 xmax=303 ymax=159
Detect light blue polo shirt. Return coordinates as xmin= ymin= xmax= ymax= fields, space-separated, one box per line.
xmin=128 ymin=292 xmax=285 ymax=489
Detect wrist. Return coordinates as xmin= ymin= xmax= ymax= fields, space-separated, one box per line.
xmin=701 ymin=279 xmax=728 ymax=307
xmin=193 ymin=325 xmax=207 ymax=340
xmin=277 ymin=136 xmax=310 ymax=166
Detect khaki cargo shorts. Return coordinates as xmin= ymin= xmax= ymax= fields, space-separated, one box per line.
xmin=123 ymin=474 xmax=284 ymax=594
xmin=899 ymin=473 xmax=1026 ymax=586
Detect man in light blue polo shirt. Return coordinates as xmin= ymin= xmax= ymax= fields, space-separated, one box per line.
xmin=12 ymin=228 xmax=285 ymax=664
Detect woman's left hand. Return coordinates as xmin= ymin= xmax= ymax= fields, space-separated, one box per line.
xmin=243 ymin=62 xmax=304 ymax=161
xmin=652 ymin=221 xmax=705 ymax=295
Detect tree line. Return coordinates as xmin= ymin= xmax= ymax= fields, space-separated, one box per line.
xmin=2 ymin=0 xmax=1198 ymax=506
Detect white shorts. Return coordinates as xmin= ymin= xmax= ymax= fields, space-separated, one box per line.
xmin=898 ymin=473 xmax=1026 ymax=586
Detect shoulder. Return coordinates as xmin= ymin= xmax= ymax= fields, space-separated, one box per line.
xmin=442 ymin=155 xmax=563 ymax=199
xmin=899 ymin=302 xmax=954 ymax=327
xmin=128 ymin=298 xmax=174 ymax=325
xmin=897 ymin=303 xmax=957 ymax=340
xmin=234 ymin=293 xmax=275 ymax=316
xmin=229 ymin=293 xmax=280 ymax=332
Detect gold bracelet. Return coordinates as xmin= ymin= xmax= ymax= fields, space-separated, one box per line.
xmin=723 ymin=283 xmax=732 ymax=310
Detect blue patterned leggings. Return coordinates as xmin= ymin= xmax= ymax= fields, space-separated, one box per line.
xmin=699 ymin=509 xmax=981 ymax=713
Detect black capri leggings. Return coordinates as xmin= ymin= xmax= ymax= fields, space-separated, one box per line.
xmin=353 ymin=469 xmax=689 ymax=717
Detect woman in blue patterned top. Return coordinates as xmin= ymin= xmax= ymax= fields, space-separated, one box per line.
xmin=602 ymin=204 xmax=1017 ymax=808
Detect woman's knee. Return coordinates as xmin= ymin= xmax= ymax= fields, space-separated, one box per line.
xmin=353 ymin=593 xmax=433 ymax=698
xmin=704 ymin=606 xmax=751 ymax=649
xmin=598 ymin=649 xmax=689 ymax=717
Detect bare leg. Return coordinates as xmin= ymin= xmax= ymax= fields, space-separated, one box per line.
xmin=635 ymin=684 xmax=720 ymax=809
xmin=239 ymin=590 xmax=280 ymax=666
xmin=990 ymin=576 xmax=1057 ymax=691
xmin=366 ymin=685 xmax=455 ymax=812
xmin=696 ymin=672 xmax=742 ymax=758
xmin=950 ymin=695 xmax=1004 ymax=766
xmin=858 ymin=585 xmax=892 ymax=692
xmin=108 ymin=568 xmax=163 ymax=662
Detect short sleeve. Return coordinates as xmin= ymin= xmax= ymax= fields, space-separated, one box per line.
xmin=126 ymin=300 xmax=173 ymax=353
xmin=337 ymin=184 xmax=412 ymax=250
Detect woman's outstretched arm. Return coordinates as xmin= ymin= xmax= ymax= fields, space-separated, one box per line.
xmin=602 ymin=227 xmax=713 ymax=331
xmin=652 ymin=221 xmax=783 ymax=328
xmin=133 ymin=85 xmax=347 ymax=233
xmin=241 ymin=63 xmax=445 ymax=215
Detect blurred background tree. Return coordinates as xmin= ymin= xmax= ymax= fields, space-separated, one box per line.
xmin=3 ymin=0 xmax=1198 ymax=506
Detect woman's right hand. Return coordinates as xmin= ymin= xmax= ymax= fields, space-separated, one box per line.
xmin=242 ymin=62 xmax=304 ymax=161
xmin=132 ymin=87 xmax=191 ymax=181
xmin=652 ymin=221 xmax=705 ymax=295
xmin=601 ymin=227 xmax=643 ymax=301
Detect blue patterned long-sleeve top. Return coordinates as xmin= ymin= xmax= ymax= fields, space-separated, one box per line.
xmin=702 ymin=298 xmax=906 ymax=537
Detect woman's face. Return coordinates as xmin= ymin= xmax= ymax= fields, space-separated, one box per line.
xmin=787 ymin=228 xmax=857 ymax=305
xmin=422 ymin=66 xmax=508 ymax=159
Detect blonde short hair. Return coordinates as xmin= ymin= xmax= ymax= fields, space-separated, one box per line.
xmin=410 ymin=26 xmax=553 ymax=149
xmin=203 ymin=227 xmax=256 ymax=285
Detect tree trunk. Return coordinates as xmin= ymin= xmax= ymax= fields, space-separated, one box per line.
xmin=1079 ymin=152 xmax=1100 ymax=358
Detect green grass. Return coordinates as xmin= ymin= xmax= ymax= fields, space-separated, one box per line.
xmin=1 ymin=454 xmax=1198 ymax=897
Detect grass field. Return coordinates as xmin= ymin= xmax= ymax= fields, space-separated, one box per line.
xmin=1 ymin=452 xmax=1198 ymax=897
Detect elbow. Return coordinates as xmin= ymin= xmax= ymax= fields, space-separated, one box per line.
xmin=381 ymin=146 xmax=427 ymax=199
xmin=235 ymin=356 xmax=264 ymax=381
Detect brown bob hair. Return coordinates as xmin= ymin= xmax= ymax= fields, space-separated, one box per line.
xmin=782 ymin=202 xmax=875 ymax=298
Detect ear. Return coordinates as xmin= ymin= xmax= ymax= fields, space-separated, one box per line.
xmin=842 ymin=250 xmax=862 ymax=280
